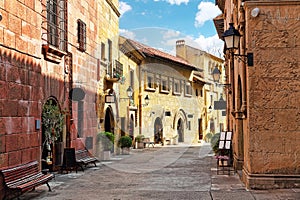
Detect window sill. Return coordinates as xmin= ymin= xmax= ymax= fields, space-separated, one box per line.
xmin=42 ymin=44 xmax=67 ymax=64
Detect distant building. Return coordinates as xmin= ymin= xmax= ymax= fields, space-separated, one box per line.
xmin=119 ymin=36 xmax=206 ymax=145
xmin=214 ymin=0 xmax=300 ymax=189
xmin=176 ymin=40 xmax=226 ymax=140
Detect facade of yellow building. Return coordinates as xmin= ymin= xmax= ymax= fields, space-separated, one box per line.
xmin=119 ymin=37 xmax=205 ymax=145
xmin=176 ymin=40 xmax=226 ymax=141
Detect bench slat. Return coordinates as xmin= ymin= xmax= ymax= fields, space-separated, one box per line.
xmin=0 ymin=161 xmax=54 ymax=199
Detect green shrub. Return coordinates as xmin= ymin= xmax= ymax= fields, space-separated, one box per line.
xmin=211 ymin=132 xmax=220 ymax=154
xmin=135 ymin=135 xmax=145 ymax=143
xmin=118 ymin=136 xmax=132 ymax=148
xmin=98 ymin=132 xmax=115 ymax=151
xmin=204 ymin=132 xmax=212 ymax=142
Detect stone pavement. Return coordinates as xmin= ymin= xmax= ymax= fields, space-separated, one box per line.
xmin=19 ymin=142 xmax=299 ymax=200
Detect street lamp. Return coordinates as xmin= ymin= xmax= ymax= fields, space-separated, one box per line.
xmin=212 ymin=66 xmax=231 ymax=87
xmin=126 ymin=86 xmax=133 ymax=98
xmin=223 ymin=23 xmax=253 ymax=66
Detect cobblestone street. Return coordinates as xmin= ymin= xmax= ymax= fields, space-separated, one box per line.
xmin=20 ymin=143 xmax=300 ymax=200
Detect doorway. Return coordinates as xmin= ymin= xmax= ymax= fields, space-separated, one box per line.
xmin=154 ymin=117 xmax=163 ymax=144
xmin=177 ymin=118 xmax=184 ymax=142
xmin=104 ymin=106 xmax=115 ymax=152
xmin=41 ymin=98 xmax=64 ymax=171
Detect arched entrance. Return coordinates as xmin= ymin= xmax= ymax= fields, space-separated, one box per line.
xmin=154 ymin=117 xmax=163 ymax=144
xmin=104 ymin=106 xmax=115 ymax=152
xmin=104 ymin=106 xmax=114 ymax=134
xmin=177 ymin=118 xmax=184 ymax=142
xmin=41 ymin=98 xmax=64 ymax=171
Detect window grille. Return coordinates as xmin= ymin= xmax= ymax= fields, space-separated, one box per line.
xmin=47 ymin=0 xmax=67 ymax=51
xmin=77 ymin=19 xmax=86 ymax=51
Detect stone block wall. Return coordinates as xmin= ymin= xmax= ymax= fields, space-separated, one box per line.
xmin=244 ymin=1 xmax=300 ymax=188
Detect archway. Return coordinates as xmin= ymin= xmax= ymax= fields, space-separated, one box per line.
xmin=104 ymin=106 xmax=114 ymax=134
xmin=177 ymin=118 xmax=184 ymax=142
xmin=41 ymin=97 xmax=64 ymax=171
xmin=104 ymin=106 xmax=115 ymax=152
xmin=154 ymin=117 xmax=163 ymax=144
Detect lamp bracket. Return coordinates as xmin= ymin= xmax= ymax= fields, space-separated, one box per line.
xmin=233 ymin=52 xmax=253 ymax=66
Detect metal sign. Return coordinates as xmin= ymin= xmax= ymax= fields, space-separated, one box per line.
xmin=105 ymin=95 xmax=115 ymax=103
xmin=214 ymin=100 xmax=227 ymax=110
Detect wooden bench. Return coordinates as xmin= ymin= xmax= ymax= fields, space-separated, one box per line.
xmin=143 ymin=138 xmax=155 ymax=148
xmin=75 ymin=149 xmax=99 ymax=171
xmin=0 ymin=161 xmax=54 ymax=200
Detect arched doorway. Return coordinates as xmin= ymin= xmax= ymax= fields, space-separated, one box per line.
xmin=177 ymin=118 xmax=184 ymax=142
xmin=104 ymin=106 xmax=114 ymax=133
xmin=104 ymin=106 xmax=115 ymax=152
xmin=154 ymin=117 xmax=163 ymax=144
xmin=41 ymin=98 xmax=64 ymax=171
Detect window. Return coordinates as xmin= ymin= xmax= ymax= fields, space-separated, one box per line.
xmin=77 ymin=19 xmax=86 ymax=51
xmin=145 ymin=72 xmax=155 ymax=91
xmin=101 ymin=42 xmax=105 ymax=61
xmin=184 ymin=81 xmax=192 ymax=96
xmin=107 ymin=40 xmax=113 ymax=76
xmin=47 ymin=0 xmax=67 ymax=51
xmin=114 ymin=60 xmax=123 ymax=77
xmin=173 ymin=78 xmax=181 ymax=95
xmin=160 ymin=76 xmax=169 ymax=93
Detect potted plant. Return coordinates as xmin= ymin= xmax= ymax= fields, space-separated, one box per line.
xmin=118 ymin=136 xmax=132 ymax=154
xmin=42 ymin=101 xmax=65 ymax=167
xmin=135 ymin=135 xmax=145 ymax=149
xmin=97 ymin=132 xmax=114 ymax=160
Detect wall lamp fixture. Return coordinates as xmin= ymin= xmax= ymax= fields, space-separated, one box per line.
xmin=212 ymin=66 xmax=231 ymax=87
xmin=142 ymin=95 xmax=150 ymax=107
xmin=223 ymin=23 xmax=253 ymax=66
xmin=120 ymin=86 xmax=133 ymax=100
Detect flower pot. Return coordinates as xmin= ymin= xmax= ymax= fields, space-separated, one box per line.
xmin=102 ymin=151 xmax=111 ymax=160
xmin=121 ymin=147 xmax=130 ymax=155
xmin=137 ymin=142 xmax=144 ymax=149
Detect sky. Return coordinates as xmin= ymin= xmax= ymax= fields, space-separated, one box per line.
xmin=119 ymin=0 xmax=223 ymax=58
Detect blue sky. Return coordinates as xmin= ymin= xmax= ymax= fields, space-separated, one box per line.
xmin=119 ymin=0 xmax=223 ymax=58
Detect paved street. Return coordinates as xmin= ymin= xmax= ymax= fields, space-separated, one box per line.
xmin=20 ymin=143 xmax=299 ymax=200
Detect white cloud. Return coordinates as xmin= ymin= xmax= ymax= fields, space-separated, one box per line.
xmin=120 ymin=28 xmax=224 ymax=58
xmin=119 ymin=29 xmax=136 ymax=40
xmin=195 ymin=1 xmax=221 ymax=27
xmin=194 ymin=34 xmax=224 ymax=58
xmin=155 ymin=0 xmax=189 ymax=5
xmin=119 ymin=2 xmax=132 ymax=16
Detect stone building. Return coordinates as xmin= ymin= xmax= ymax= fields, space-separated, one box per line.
xmin=0 ymin=0 xmax=121 ymax=171
xmin=176 ymin=40 xmax=226 ymax=140
xmin=214 ymin=0 xmax=300 ymax=189
xmin=119 ymin=36 xmax=207 ymax=145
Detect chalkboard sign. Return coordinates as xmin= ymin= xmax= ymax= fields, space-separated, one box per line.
xmin=61 ymin=148 xmax=77 ymax=173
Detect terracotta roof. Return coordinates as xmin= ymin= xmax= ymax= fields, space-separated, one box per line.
xmin=213 ymin=14 xmax=225 ymax=40
xmin=126 ymin=38 xmax=196 ymax=69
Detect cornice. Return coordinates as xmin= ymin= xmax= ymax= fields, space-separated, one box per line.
xmin=106 ymin=0 xmax=120 ymax=17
